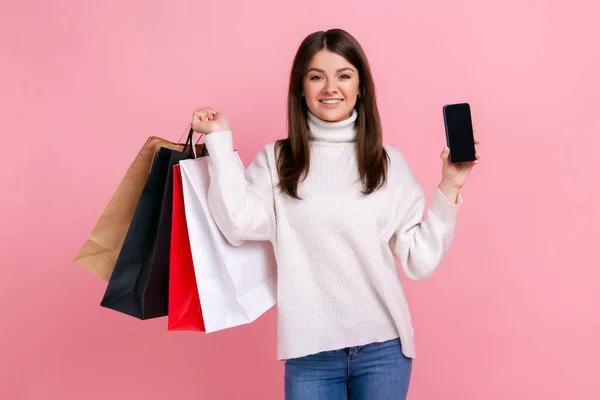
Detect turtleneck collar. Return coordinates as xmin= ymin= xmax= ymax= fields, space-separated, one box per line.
xmin=307 ymin=109 xmax=358 ymax=143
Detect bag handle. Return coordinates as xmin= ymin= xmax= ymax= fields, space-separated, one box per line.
xmin=182 ymin=127 xmax=207 ymax=158
xmin=177 ymin=123 xmax=192 ymax=144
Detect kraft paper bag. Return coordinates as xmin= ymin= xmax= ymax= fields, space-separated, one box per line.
xmin=74 ymin=131 xmax=205 ymax=281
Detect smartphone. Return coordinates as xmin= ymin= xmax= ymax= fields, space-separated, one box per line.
xmin=443 ymin=103 xmax=476 ymax=163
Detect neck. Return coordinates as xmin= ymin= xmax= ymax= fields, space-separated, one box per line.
xmin=307 ymin=109 xmax=358 ymax=143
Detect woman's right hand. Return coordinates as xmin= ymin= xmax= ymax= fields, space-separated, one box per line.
xmin=191 ymin=107 xmax=229 ymax=134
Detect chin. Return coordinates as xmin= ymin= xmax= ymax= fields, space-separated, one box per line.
xmin=312 ymin=106 xmax=354 ymax=122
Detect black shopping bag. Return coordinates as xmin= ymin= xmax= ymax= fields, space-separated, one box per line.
xmin=100 ymin=132 xmax=206 ymax=319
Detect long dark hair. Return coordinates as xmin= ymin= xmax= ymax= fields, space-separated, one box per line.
xmin=275 ymin=28 xmax=389 ymax=199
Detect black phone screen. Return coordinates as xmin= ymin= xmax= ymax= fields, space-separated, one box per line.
xmin=443 ymin=103 xmax=476 ymax=163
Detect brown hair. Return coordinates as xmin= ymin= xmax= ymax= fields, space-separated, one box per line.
xmin=275 ymin=28 xmax=389 ymax=199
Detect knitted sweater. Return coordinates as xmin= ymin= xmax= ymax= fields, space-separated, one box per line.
xmin=203 ymin=109 xmax=462 ymax=360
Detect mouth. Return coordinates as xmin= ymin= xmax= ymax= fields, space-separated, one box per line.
xmin=319 ymin=99 xmax=344 ymax=104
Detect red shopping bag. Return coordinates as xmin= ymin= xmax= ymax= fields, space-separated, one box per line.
xmin=168 ymin=164 xmax=205 ymax=331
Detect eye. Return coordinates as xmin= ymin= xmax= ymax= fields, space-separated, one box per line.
xmin=340 ymin=74 xmax=351 ymax=79
xmin=310 ymin=76 xmax=322 ymax=81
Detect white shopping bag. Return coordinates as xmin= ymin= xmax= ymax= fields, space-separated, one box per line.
xmin=179 ymin=154 xmax=277 ymax=333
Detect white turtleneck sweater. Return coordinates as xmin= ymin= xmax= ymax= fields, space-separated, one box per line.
xmin=203 ymin=109 xmax=462 ymax=360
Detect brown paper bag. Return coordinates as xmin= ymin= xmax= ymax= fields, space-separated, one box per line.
xmin=74 ymin=134 xmax=206 ymax=281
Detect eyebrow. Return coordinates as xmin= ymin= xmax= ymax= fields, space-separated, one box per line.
xmin=306 ymin=67 xmax=355 ymax=73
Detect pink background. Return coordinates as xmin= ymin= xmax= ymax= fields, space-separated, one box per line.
xmin=1 ymin=0 xmax=599 ymax=399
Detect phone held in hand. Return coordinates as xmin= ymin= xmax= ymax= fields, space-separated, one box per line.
xmin=443 ymin=103 xmax=476 ymax=163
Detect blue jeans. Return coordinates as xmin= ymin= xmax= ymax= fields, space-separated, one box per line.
xmin=284 ymin=338 xmax=412 ymax=400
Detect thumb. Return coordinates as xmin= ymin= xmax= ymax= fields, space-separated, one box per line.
xmin=441 ymin=146 xmax=450 ymax=162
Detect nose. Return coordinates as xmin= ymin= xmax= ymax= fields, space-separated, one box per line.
xmin=323 ymin=80 xmax=338 ymax=95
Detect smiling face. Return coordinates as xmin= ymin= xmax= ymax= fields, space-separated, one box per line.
xmin=302 ymin=50 xmax=360 ymax=122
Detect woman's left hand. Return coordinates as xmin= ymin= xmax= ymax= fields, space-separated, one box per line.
xmin=440 ymin=135 xmax=481 ymax=190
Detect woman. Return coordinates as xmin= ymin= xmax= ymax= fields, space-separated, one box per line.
xmin=190 ymin=28 xmax=480 ymax=400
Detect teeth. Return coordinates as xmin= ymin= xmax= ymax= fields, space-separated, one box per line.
xmin=320 ymin=99 xmax=343 ymax=104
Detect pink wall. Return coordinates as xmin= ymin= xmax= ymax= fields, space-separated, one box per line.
xmin=1 ymin=0 xmax=599 ymax=399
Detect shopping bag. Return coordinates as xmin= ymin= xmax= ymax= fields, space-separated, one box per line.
xmin=100 ymin=135 xmax=206 ymax=320
xmin=168 ymin=164 xmax=205 ymax=331
xmin=74 ymin=133 xmax=204 ymax=281
xmin=179 ymin=155 xmax=277 ymax=333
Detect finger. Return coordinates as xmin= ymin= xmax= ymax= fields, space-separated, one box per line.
xmin=476 ymin=153 xmax=481 ymax=159
xmin=194 ymin=107 xmax=209 ymax=114
xmin=201 ymin=107 xmax=217 ymax=120
xmin=199 ymin=110 xmax=211 ymax=121
xmin=440 ymin=146 xmax=450 ymax=160
xmin=474 ymin=138 xmax=480 ymax=144
xmin=441 ymin=147 xmax=451 ymax=166
xmin=194 ymin=108 xmax=212 ymax=119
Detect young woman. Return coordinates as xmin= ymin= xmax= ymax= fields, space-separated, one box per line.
xmin=190 ymin=28 xmax=479 ymax=400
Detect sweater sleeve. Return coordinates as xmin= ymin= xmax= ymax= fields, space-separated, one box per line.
xmin=202 ymin=130 xmax=276 ymax=246
xmin=388 ymin=150 xmax=462 ymax=280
